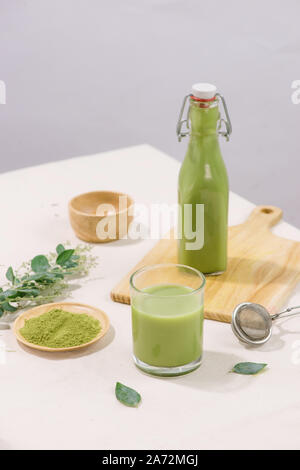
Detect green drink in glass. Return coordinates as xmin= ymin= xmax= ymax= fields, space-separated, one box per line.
xmin=130 ymin=264 xmax=205 ymax=376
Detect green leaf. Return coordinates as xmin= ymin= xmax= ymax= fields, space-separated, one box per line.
xmin=2 ymin=301 xmax=17 ymax=312
xmin=0 ymin=243 xmax=93 ymax=316
xmin=231 ymin=362 xmax=267 ymax=375
xmin=115 ymin=382 xmax=141 ymax=407
xmin=34 ymin=273 xmax=61 ymax=283
xmin=56 ymin=244 xmax=65 ymax=255
xmin=2 ymin=289 xmax=18 ymax=299
xmin=56 ymin=249 xmax=75 ymax=267
xmin=63 ymin=260 xmax=78 ymax=269
xmin=16 ymin=287 xmax=40 ymax=297
xmin=31 ymin=255 xmax=50 ymax=273
xmin=22 ymin=271 xmax=63 ymax=283
xmin=0 ymin=287 xmax=39 ymax=301
xmin=6 ymin=267 xmax=15 ymax=284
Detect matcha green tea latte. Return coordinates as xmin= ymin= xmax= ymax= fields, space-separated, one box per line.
xmin=130 ymin=264 xmax=205 ymax=377
xmin=19 ymin=309 xmax=101 ymax=348
xmin=177 ymin=83 xmax=231 ymax=274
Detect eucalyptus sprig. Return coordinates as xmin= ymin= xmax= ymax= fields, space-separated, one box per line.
xmin=0 ymin=243 xmax=96 ymax=317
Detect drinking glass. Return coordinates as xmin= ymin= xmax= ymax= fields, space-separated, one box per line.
xmin=130 ymin=263 xmax=205 ymax=376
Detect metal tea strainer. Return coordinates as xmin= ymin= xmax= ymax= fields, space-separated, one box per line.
xmin=232 ymin=302 xmax=300 ymax=345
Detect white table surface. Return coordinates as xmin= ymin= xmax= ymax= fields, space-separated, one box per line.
xmin=0 ymin=144 xmax=300 ymax=450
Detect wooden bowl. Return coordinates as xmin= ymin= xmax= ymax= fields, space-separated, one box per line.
xmin=13 ymin=302 xmax=110 ymax=352
xmin=69 ymin=191 xmax=134 ymax=243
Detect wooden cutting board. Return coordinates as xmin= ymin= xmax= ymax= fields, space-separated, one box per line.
xmin=111 ymin=205 xmax=300 ymax=323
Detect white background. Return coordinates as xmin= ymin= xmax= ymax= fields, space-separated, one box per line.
xmin=0 ymin=0 xmax=300 ymax=226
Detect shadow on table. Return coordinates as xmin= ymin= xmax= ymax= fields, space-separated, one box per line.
xmin=17 ymin=324 xmax=115 ymax=361
xmin=144 ymin=350 xmax=254 ymax=393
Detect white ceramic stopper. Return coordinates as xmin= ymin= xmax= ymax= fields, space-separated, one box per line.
xmin=192 ymin=83 xmax=217 ymax=100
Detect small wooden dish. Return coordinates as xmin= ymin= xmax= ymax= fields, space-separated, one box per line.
xmin=13 ymin=302 xmax=110 ymax=352
xmin=69 ymin=190 xmax=134 ymax=243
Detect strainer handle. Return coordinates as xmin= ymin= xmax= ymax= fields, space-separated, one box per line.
xmin=272 ymin=305 xmax=300 ymax=320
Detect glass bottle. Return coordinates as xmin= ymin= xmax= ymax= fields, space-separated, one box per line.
xmin=177 ymin=83 xmax=232 ymax=274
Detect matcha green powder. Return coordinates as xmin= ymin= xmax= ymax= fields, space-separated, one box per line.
xmin=20 ymin=309 xmax=101 ymax=348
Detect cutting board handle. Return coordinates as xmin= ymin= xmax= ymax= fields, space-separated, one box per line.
xmin=246 ymin=205 xmax=283 ymax=230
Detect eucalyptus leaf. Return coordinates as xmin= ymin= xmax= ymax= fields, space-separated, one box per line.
xmin=31 ymin=255 xmax=50 ymax=273
xmin=56 ymin=249 xmax=75 ymax=267
xmin=2 ymin=287 xmax=38 ymax=300
xmin=6 ymin=267 xmax=15 ymax=284
xmin=2 ymin=301 xmax=17 ymax=312
xmin=34 ymin=273 xmax=61 ymax=283
xmin=23 ymin=272 xmax=63 ymax=283
xmin=48 ymin=272 xmax=61 ymax=279
xmin=231 ymin=362 xmax=267 ymax=375
xmin=63 ymin=260 xmax=78 ymax=269
xmin=56 ymin=244 xmax=65 ymax=255
xmin=115 ymin=382 xmax=141 ymax=407
xmin=16 ymin=287 xmax=40 ymax=297
xmin=2 ymin=289 xmax=18 ymax=299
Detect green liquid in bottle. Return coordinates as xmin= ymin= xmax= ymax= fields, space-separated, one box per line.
xmin=178 ymin=97 xmax=229 ymax=274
